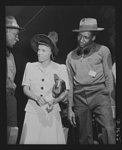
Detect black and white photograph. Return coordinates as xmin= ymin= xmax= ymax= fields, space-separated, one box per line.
xmin=0 ymin=2 xmax=121 ymax=149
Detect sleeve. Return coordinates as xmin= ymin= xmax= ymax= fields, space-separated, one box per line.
xmin=58 ymin=64 xmax=70 ymax=90
xmin=66 ymin=54 xmax=74 ymax=108
xmin=22 ymin=62 xmax=31 ymax=86
xmin=102 ymin=46 xmax=115 ymax=99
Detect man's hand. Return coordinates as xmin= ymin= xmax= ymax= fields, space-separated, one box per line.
xmin=68 ymin=108 xmax=76 ymax=127
xmin=6 ymin=77 xmax=16 ymax=89
xmin=110 ymin=97 xmax=116 ymax=119
xmin=111 ymin=105 xmax=116 ymax=119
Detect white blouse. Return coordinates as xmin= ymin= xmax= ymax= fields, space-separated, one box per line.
xmin=22 ymin=61 xmax=70 ymax=114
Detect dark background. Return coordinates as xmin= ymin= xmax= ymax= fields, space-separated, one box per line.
xmin=5 ymin=5 xmax=116 ymax=144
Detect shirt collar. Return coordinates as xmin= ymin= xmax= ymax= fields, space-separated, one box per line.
xmin=76 ymin=42 xmax=96 ymax=56
xmin=36 ymin=61 xmax=53 ymax=73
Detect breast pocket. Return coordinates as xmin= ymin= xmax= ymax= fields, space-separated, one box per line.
xmin=87 ymin=53 xmax=103 ymax=72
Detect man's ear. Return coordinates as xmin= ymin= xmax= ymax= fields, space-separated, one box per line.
xmin=92 ymin=35 xmax=96 ymax=41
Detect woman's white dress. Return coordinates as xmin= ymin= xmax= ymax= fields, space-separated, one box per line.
xmin=20 ymin=61 xmax=70 ymax=144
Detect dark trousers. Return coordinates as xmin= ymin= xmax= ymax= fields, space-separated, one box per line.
xmin=6 ymin=88 xmax=17 ymax=127
xmin=73 ymin=83 xmax=115 ymax=144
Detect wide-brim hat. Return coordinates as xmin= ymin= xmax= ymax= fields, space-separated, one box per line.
xmin=31 ymin=34 xmax=59 ymax=55
xmin=6 ymin=16 xmax=24 ymax=30
xmin=73 ymin=18 xmax=104 ymax=32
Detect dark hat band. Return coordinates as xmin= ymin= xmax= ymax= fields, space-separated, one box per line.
xmin=73 ymin=25 xmax=104 ymax=32
xmin=6 ymin=26 xmax=24 ymax=30
xmin=79 ymin=24 xmax=98 ymax=30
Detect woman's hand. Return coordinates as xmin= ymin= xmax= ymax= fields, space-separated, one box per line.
xmin=46 ymin=100 xmax=54 ymax=113
xmin=36 ymin=96 xmax=47 ymax=106
xmin=48 ymin=99 xmax=54 ymax=106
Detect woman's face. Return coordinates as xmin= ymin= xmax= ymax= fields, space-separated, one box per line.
xmin=37 ymin=44 xmax=52 ymax=62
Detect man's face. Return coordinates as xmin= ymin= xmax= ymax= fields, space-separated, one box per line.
xmin=6 ymin=28 xmax=19 ymax=48
xmin=77 ymin=31 xmax=94 ymax=48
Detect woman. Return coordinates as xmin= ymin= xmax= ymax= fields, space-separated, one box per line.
xmin=20 ymin=33 xmax=70 ymax=144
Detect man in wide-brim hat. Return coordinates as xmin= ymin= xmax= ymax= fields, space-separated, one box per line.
xmin=66 ymin=18 xmax=115 ymax=144
xmin=6 ymin=16 xmax=24 ymax=144
xmin=6 ymin=15 xmax=24 ymax=30
xmin=72 ymin=18 xmax=104 ymax=32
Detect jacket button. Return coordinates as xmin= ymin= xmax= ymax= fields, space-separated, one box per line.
xmin=42 ymin=78 xmax=44 ymax=81
xmin=41 ymin=87 xmax=44 ymax=90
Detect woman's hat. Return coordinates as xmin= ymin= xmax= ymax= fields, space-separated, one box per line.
xmin=73 ymin=18 xmax=104 ymax=32
xmin=48 ymin=31 xmax=58 ymax=44
xmin=6 ymin=16 xmax=24 ymax=30
xmin=31 ymin=33 xmax=59 ymax=55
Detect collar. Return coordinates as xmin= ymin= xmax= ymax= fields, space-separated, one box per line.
xmin=76 ymin=42 xmax=97 ymax=56
xmin=6 ymin=47 xmax=11 ymax=57
xmin=36 ymin=61 xmax=53 ymax=73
